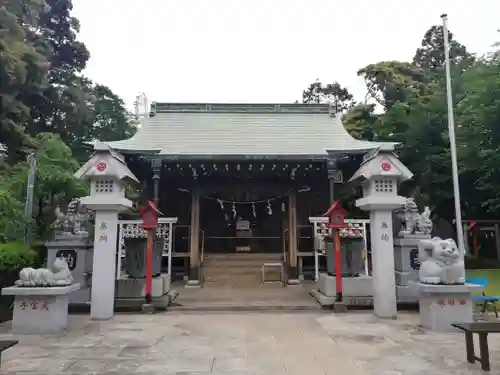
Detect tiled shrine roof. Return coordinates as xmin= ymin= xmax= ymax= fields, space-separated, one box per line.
xmin=104 ymin=103 xmax=396 ymax=159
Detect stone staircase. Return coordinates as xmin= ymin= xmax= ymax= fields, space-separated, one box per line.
xmin=202 ymin=253 xmax=284 ymax=287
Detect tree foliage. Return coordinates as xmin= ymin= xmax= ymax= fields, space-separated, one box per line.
xmin=302 ymin=79 xmax=354 ymax=113
xmin=300 ymin=24 xmax=500 ymax=221
xmin=0 ymin=0 xmax=136 ymax=243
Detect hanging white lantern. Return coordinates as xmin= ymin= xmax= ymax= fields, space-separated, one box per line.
xmin=232 ymin=203 xmax=237 ymax=218
xmin=267 ymin=200 xmax=272 ymax=215
xmin=252 ymin=203 xmax=256 ymax=217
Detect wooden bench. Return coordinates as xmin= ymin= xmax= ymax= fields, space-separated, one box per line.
xmin=0 ymin=340 xmax=18 ymax=367
xmin=452 ymin=322 xmax=500 ymax=371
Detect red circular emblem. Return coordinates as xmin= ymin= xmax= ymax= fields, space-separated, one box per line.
xmin=96 ymin=162 xmax=107 ymax=172
xmin=381 ymin=162 xmax=392 ymax=171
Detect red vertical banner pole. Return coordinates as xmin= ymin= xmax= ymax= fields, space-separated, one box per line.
xmin=145 ymin=229 xmax=153 ymax=304
xmin=334 ymin=229 xmax=343 ymax=302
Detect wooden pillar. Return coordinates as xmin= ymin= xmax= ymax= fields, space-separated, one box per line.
xmin=151 ymin=158 xmax=161 ymax=206
xmin=288 ymin=190 xmax=298 ymax=282
xmin=189 ymin=187 xmax=200 ymax=282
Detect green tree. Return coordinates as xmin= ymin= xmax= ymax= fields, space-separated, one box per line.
xmin=413 ymin=25 xmax=473 ymax=76
xmin=455 ymin=51 xmax=500 ymax=214
xmin=357 ymin=61 xmax=428 ymax=110
xmin=0 ymin=4 xmax=50 ymax=161
xmin=302 ymin=79 xmax=323 ymax=104
xmin=6 ymin=133 xmax=87 ymax=240
xmin=342 ymin=103 xmax=379 ymax=141
xmin=301 ymin=80 xmax=354 ymax=114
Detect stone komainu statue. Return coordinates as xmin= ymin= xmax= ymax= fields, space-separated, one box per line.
xmin=418 ymin=237 xmax=465 ymax=285
xmin=15 ymin=257 xmax=73 ymax=287
xmin=394 ymin=198 xmax=433 ymax=236
xmin=53 ymin=198 xmax=90 ymax=235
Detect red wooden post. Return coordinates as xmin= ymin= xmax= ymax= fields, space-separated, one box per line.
xmin=139 ymin=201 xmax=163 ymax=307
xmin=145 ymin=229 xmax=154 ymax=303
xmin=324 ymin=200 xmax=348 ymax=304
xmin=334 ymin=228 xmax=343 ymax=302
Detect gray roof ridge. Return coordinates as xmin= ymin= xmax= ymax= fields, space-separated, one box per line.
xmin=151 ymin=102 xmax=332 ymax=114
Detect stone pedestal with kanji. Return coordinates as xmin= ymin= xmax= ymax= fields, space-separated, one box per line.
xmin=74 ymin=143 xmax=139 ymax=320
xmin=1 ymin=284 xmax=80 ymax=334
xmin=349 ymin=145 xmax=413 ymax=318
xmin=46 ymin=233 xmax=93 ymax=305
xmin=409 ymin=282 xmax=482 ymax=332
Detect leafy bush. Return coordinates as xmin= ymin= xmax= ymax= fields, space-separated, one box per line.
xmin=0 ymin=189 xmax=27 ymax=243
xmin=0 ymin=242 xmax=37 ymax=271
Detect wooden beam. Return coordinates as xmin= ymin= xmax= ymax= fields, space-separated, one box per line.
xmin=288 ymin=189 xmax=298 ymax=282
xmin=188 ymin=187 xmax=201 ymax=282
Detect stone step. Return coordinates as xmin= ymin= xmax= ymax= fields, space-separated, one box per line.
xmin=204 ymin=269 xmax=282 ymax=280
xmin=203 ymin=254 xmax=282 ymax=261
xmin=204 ymin=274 xmax=262 ymax=283
xmin=202 ymin=254 xmax=283 ymax=287
xmin=203 ymin=259 xmax=281 ymax=266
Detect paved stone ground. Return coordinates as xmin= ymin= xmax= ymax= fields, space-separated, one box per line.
xmin=0 ymin=312 xmax=499 ymax=374
xmin=172 ymin=284 xmax=320 ymax=311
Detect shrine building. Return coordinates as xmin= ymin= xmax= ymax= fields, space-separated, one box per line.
xmin=104 ymin=102 xmax=394 ymax=286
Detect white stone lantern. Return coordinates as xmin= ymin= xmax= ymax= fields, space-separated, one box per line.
xmin=349 ymin=145 xmax=413 ymax=318
xmin=74 ymin=143 xmax=139 ymax=320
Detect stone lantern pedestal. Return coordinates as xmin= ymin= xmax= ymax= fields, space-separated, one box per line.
xmin=74 ymin=143 xmax=139 ymax=320
xmin=349 ymin=145 xmax=414 ymax=318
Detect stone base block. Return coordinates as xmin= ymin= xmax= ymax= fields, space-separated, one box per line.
xmin=310 ymin=290 xmax=373 ymax=307
xmin=185 ymin=279 xmax=201 ymax=288
xmin=116 ymin=274 xmax=170 ymax=298
xmin=395 ymin=270 xmax=419 ymax=286
xmin=318 ymin=273 xmax=373 ymax=297
xmin=396 ymin=285 xmax=418 ymax=303
xmin=140 ymin=303 xmax=156 ymax=314
xmin=1 ymin=284 xmax=80 ymax=334
xmin=409 ymin=281 xmax=483 ymax=332
xmin=68 ymin=288 xmax=91 ymax=305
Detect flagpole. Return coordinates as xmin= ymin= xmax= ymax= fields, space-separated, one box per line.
xmin=441 ymin=13 xmax=466 ymax=253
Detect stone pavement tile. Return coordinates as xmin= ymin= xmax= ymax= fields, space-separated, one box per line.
xmin=134 ymin=357 xmax=215 ymax=373
xmin=2 ymin=358 xmax=73 ymax=373
xmin=64 ymin=359 xmax=141 ymax=373
xmin=55 ymin=345 xmax=126 ymax=359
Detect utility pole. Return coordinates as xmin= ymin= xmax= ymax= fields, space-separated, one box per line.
xmin=441 ymin=13 xmax=466 ymax=254
xmin=24 ymin=142 xmax=45 ymax=245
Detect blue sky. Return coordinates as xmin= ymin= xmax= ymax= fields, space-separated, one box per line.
xmin=72 ymin=0 xmax=500 ymax=110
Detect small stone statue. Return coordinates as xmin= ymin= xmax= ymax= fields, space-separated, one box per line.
xmin=15 ymin=257 xmax=74 ymax=287
xmin=418 ymin=237 xmax=465 ymax=285
xmin=314 ymin=223 xmax=329 ymax=254
xmin=52 ymin=198 xmax=89 ymax=236
xmin=416 ymin=206 xmax=433 ymax=235
xmin=395 ymin=198 xmax=433 ymax=236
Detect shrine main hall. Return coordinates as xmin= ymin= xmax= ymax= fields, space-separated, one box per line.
xmin=105 ymin=102 xmax=394 ymax=286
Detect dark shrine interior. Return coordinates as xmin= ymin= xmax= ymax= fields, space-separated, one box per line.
xmin=125 ymin=156 xmax=366 ymax=256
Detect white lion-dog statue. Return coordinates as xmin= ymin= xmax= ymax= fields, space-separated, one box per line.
xmin=418 ymin=237 xmax=465 ymax=285
xmin=15 ymin=257 xmax=73 ymax=287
